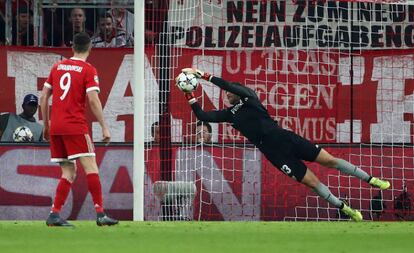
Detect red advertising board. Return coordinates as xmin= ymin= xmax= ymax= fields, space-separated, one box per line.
xmin=0 ymin=145 xmax=411 ymax=221
xmin=1 ymin=46 xmax=414 ymax=143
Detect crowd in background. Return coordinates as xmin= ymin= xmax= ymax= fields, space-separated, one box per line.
xmin=0 ymin=0 xmax=168 ymax=47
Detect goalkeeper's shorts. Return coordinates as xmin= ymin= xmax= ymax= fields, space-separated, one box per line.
xmin=258 ymin=128 xmax=322 ymax=182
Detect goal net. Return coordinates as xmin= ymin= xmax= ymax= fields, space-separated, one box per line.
xmin=144 ymin=0 xmax=414 ymax=221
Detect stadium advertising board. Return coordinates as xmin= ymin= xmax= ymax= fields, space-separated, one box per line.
xmin=0 ymin=145 xmax=409 ymax=220
xmin=169 ymin=0 xmax=414 ymax=49
xmin=0 ymin=47 xmax=413 ymax=143
xmin=0 ymin=145 xmax=261 ymax=220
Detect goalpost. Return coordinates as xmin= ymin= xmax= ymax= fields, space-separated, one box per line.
xmin=133 ymin=0 xmax=145 ymax=221
xmin=136 ymin=0 xmax=414 ymax=221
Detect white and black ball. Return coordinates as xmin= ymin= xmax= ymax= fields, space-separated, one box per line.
xmin=13 ymin=126 xmax=34 ymax=142
xmin=176 ymin=72 xmax=198 ymax=93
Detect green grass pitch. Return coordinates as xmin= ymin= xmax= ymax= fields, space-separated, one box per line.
xmin=0 ymin=221 xmax=413 ymax=253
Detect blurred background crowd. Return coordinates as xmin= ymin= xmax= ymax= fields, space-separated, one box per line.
xmin=0 ymin=0 xmax=168 ymax=47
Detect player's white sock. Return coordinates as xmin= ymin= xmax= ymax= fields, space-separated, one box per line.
xmin=334 ymin=159 xmax=370 ymax=182
xmin=312 ymin=182 xmax=343 ymax=208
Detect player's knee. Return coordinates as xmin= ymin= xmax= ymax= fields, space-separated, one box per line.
xmin=306 ymin=178 xmax=320 ymax=188
xmin=62 ymin=172 xmax=76 ymax=183
xmin=59 ymin=161 xmax=77 ymax=182
xmin=318 ymin=156 xmax=337 ymax=168
xmin=315 ymin=149 xmax=338 ymax=168
xmin=64 ymin=169 xmax=76 ymax=182
xmin=79 ymin=156 xmax=99 ymax=174
xmin=301 ymin=170 xmax=320 ymax=188
xmin=324 ymin=158 xmax=338 ymax=168
xmin=71 ymin=173 xmax=77 ymax=182
xmin=302 ymin=180 xmax=318 ymax=188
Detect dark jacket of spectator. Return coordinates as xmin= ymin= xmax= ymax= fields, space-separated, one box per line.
xmin=12 ymin=6 xmax=34 ymax=46
xmin=0 ymin=12 xmax=5 ymax=45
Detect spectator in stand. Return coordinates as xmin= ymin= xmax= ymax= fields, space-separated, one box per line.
xmin=108 ymin=0 xmax=134 ymax=36
xmin=151 ymin=121 xmax=160 ymax=143
xmin=145 ymin=0 xmax=169 ymax=45
xmin=394 ymin=185 xmax=412 ymax=220
xmin=12 ymin=5 xmax=34 ymax=46
xmin=0 ymin=0 xmax=4 ymax=16
xmin=0 ymin=0 xmax=31 ymax=15
xmin=0 ymin=8 xmax=5 ymax=45
xmin=59 ymin=8 xmax=93 ymax=47
xmin=91 ymin=13 xmax=133 ymax=48
xmin=371 ymin=191 xmax=386 ymax=220
xmin=195 ymin=121 xmax=212 ymax=144
xmin=0 ymin=94 xmax=43 ymax=142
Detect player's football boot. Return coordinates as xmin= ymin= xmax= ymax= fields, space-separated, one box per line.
xmin=341 ymin=204 xmax=363 ymax=222
xmin=96 ymin=213 xmax=119 ymax=226
xmin=369 ymin=177 xmax=391 ymax=190
xmin=46 ymin=213 xmax=74 ymax=227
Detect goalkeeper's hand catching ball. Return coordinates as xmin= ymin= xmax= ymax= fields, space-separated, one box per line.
xmin=175 ymin=72 xmax=197 ymax=104
xmin=181 ymin=68 xmax=211 ymax=81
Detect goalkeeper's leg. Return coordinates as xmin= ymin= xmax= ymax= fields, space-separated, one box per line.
xmin=302 ymin=169 xmax=363 ymax=221
xmin=315 ymin=149 xmax=390 ymax=190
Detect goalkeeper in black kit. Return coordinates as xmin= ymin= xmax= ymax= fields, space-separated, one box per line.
xmin=179 ymin=68 xmax=391 ymax=221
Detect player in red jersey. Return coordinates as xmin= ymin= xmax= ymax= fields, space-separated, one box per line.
xmin=40 ymin=32 xmax=118 ymax=227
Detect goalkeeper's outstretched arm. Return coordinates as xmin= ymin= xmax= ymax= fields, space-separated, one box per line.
xmin=182 ymin=68 xmax=256 ymax=98
xmin=190 ymin=101 xmax=229 ymax=123
xmin=210 ymin=76 xmax=257 ymax=98
xmin=183 ymin=92 xmax=228 ymax=123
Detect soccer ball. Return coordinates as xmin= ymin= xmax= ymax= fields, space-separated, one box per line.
xmin=176 ymin=72 xmax=198 ymax=93
xmin=13 ymin=126 xmax=34 ymax=142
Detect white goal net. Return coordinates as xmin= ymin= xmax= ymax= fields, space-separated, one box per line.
xmin=143 ymin=0 xmax=414 ymax=221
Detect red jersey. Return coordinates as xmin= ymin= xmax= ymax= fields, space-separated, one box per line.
xmin=44 ymin=57 xmax=100 ymax=135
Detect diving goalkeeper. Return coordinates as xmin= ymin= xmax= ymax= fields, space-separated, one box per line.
xmin=179 ymin=68 xmax=390 ymax=221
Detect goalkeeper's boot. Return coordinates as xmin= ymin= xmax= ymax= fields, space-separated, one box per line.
xmin=46 ymin=212 xmax=74 ymax=227
xmin=369 ymin=177 xmax=391 ymax=190
xmin=341 ymin=204 xmax=363 ymax=222
xmin=96 ymin=213 xmax=119 ymax=226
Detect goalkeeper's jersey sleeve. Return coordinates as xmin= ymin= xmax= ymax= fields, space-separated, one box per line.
xmin=210 ymin=76 xmax=257 ymax=98
xmin=190 ymin=103 xmax=230 ymax=123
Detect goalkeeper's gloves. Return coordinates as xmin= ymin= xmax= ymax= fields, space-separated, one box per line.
xmin=181 ymin=68 xmax=211 ymax=81
xmin=185 ymin=92 xmax=197 ymax=105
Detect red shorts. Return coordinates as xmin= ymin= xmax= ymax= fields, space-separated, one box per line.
xmin=50 ymin=134 xmax=95 ymax=163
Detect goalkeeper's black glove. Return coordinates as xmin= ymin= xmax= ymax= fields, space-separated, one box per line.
xmin=181 ymin=68 xmax=211 ymax=81
xmin=185 ymin=92 xmax=197 ymax=105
